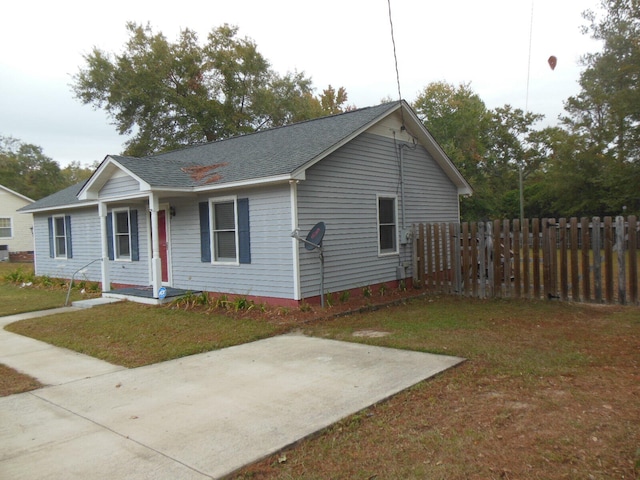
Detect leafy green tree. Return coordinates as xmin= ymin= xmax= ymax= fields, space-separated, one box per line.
xmin=0 ymin=136 xmax=68 ymax=200
xmin=61 ymin=161 xmax=96 ymax=186
xmin=413 ymin=83 xmax=545 ymax=220
xmin=413 ymin=82 xmax=493 ymax=220
xmin=562 ymin=0 xmax=640 ymax=214
xmin=73 ymin=23 xmax=348 ymax=157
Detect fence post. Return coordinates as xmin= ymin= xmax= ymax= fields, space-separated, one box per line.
xmin=570 ymin=218 xmax=580 ymax=301
xmin=479 ymin=222 xmax=487 ymax=298
xmin=604 ymin=217 xmax=613 ymax=303
xmin=593 ymin=217 xmax=602 ymax=303
xmin=559 ymin=218 xmax=568 ymax=301
xmin=426 ymin=223 xmax=434 ymax=291
xmin=487 ymin=221 xmax=495 ymax=297
xmin=451 ymin=223 xmax=460 ymax=294
xmin=549 ymin=219 xmax=558 ymax=297
xmin=471 ymin=222 xmax=479 ymax=298
xmin=493 ymin=219 xmax=501 ymax=297
xmin=503 ymin=219 xmax=511 ymax=297
xmin=629 ymin=216 xmax=638 ymax=304
xmin=533 ymin=218 xmax=540 ymax=299
xmin=522 ymin=218 xmax=530 ymax=298
xmin=616 ymin=216 xmax=626 ymax=305
xmin=462 ymin=222 xmax=470 ymax=295
xmin=513 ymin=218 xmax=521 ymax=299
xmin=542 ymin=219 xmax=551 ymax=298
xmin=581 ymin=217 xmax=591 ymax=302
xmin=434 ymin=224 xmax=441 ymax=292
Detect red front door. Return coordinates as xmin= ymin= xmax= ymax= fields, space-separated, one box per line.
xmin=158 ymin=210 xmax=169 ymax=283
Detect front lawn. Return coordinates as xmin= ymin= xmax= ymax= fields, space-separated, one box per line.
xmin=5 ymin=302 xmax=287 ymax=367
xmin=2 ymin=270 xmax=638 ymax=478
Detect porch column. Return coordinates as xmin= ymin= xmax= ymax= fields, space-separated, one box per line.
xmin=149 ymin=193 xmax=162 ymax=298
xmin=98 ymin=202 xmax=111 ymax=292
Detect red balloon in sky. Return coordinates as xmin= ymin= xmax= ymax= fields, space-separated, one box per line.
xmin=548 ymin=55 xmax=557 ymax=70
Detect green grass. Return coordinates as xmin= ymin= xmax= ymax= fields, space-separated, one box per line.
xmin=299 ymin=296 xmax=624 ymax=377
xmin=235 ymin=296 xmax=639 ymax=479
xmin=0 ymin=263 xmax=99 ymax=316
xmin=5 ymin=302 xmax=286 ymax=367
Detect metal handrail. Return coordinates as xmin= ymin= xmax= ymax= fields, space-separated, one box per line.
xmin=65 ymin=258 xmax=102 ymax=306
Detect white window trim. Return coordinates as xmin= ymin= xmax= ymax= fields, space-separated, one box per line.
xmin=209 ymin=195 xmax=239 ymax=265
xmin=112 ymin=207 xmax=132 ymax=262
xmin=53 ymin=214 xmax=67 ymax=259
xmin=0 ymin=217 xmax=13 ymax=239
xmin=376 ymin=194 xmax=399 ymax=257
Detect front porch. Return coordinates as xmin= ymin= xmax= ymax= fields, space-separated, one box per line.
xmin=103 ymin=286 xmax=201 ymax=306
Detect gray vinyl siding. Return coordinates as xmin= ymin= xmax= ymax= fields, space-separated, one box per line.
xmin=32 ymin=207 xmax=103 ymax=281
xmin=106 ymin=203 xmax=150 ymax=287
xmin=167 ymin=184 xmax=295 ymax=299
xmin=99 ymin=175 xmax=140 ymax=197
xmin=297 ymin=132 xmax=459 ymax=298
xmin=32 ymin=205 xmax=151 ymax=287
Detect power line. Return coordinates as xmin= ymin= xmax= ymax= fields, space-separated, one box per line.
xmin=387 ymin=0 xmax=403 ymax=103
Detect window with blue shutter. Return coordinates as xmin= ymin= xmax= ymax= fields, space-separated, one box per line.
xmin=199 ymin=202 xmax=211 ymax=262
xmin=106 ymin=212 xmax=114 ymax=260
xmin=48 ymin=215 xmax=72 ymax=259
xmin=200 ymin=198 xmax=250 ymax=264
xmin=107 ymin=209 xmax=139 ymax=261
xmin=238 ymin=198 xmax=251 ymax=264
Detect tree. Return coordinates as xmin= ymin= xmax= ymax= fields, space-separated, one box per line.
xmin=0 ymin=136 xmax=70 ymax=200
xmin=413 ymin=82 xmax=493 ymax=220
xmin=319 ymin=85 xmax=351 ymax=114
xmin=413 ymin=83 xmax=546 ymax=220
xmin=73 ymin=23 xmax=348 ymax=157
xmin=562 ymin=0 xmax=640 ymax=214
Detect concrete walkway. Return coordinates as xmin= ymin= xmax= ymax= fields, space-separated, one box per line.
xmin=0 ymin=303 xmax=464 ymax=479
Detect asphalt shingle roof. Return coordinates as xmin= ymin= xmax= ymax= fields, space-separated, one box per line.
xmin=18 ymin=181 xmax=88 ymax=212
xmin=23 ymin=102 xmax=404 ymax=211
xmin=112 ymin=102 xmax=400 ymax=188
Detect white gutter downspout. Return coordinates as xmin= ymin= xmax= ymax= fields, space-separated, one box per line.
xmin=289 ymin=180 xmax=301 ymax=301
xmin=98 ymin=202 xmax=111 ymax=292
xmin=149 ymin=193 xmax=162 ymax=298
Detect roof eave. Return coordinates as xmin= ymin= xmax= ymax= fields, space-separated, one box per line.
xmin=192 ymin=173 xmax=303 ymax=193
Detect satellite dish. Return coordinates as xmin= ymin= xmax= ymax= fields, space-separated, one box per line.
xmin=305 ymin=222 xmax=325 ymax=251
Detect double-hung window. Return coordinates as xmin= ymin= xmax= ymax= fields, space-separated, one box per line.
xmin=199 ymin=197 xmax=250 ymax=265
xmin=211 ymin=198 xmax=238 ymax=263
xmin=377 ymin=195 xmax=398 ymax=255
xmin=113 ymin=209 xmax=131 ymax=260
xmin=53 ymin=215 xmax=67 ymax=258
xmin=0 ymin=218 xmax=11 ymax=238
xmin=106 ymin=209 xmax=138 ymax=261
xmin=48 ymin=215 xmax=72 ymax=259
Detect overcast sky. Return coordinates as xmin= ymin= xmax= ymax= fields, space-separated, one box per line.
xmin=1 ymin=0 xmax=601 ymax=167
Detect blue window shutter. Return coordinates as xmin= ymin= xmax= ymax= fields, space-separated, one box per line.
xmin=48 ymin=217 xmax=54 ymax=258
xmin=238 ymin=198 xmax=251 ymax=264
xmin=106 ymin=212 xmax=114 ymax=260
xmin=64 ymin=215 xmax=73 ymax=259
xmin=199 ymin=202 xmax=211 ymax=262
xmin=130 ymin=209 xmax=139 ymax=261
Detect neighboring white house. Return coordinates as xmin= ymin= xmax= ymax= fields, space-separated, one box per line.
xmin=0 ymin=184 xmax=34 ymax=261
xmin=21 ymin=101 xmax=472 ymax=305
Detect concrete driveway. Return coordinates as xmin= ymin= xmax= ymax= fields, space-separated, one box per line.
xmin=1 ymin=310 xmax=463 ymax=479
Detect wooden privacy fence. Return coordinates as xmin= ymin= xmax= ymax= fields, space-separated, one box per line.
xmin=412 ymin=216 xmax=639 ymax=305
